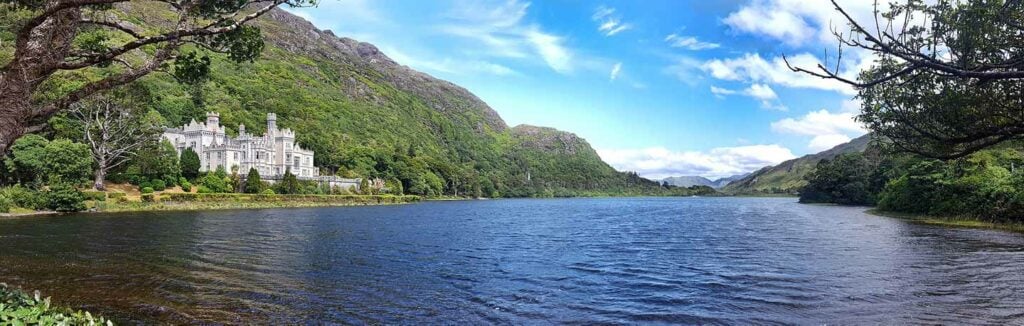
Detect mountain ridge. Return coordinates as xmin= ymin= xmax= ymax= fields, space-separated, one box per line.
xmin=722 ymin=134 xmax=873 ymax=194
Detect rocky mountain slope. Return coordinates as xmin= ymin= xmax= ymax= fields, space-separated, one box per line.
xmin=722 ymin=134 xmax=873 ymax=194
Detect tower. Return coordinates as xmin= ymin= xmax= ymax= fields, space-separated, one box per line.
xmin=267 ymin=113 xmax=277 ymax=132
xmin=206 ymin=112 xmax=220 ymax=127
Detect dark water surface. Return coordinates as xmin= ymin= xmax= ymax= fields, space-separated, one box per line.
xmin=2 ymin=198 xmax=1024 ymax=324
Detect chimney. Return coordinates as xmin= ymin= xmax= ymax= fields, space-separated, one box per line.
xmin=206 ymin=112 xmax=220 ymax=126
xmin=267 ymin=113 xmax=277 ymax=131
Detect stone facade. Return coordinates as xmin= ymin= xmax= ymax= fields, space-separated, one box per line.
xmin=163 ymin=112 xmax=318 ymax=178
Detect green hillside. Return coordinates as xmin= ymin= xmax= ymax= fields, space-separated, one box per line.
xmin=722 ymin=134 xmax=873 ymax=195
xmin=1 ymin=5 xmax=694 ymax=197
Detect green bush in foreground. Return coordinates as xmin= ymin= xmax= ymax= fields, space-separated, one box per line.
xmin=44 ymin=184 xmax=86 ymax=212
xmin=0 ymin=284 xmax=112 ymax=325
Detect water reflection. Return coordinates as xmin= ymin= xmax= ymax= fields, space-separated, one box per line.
xmin=1 ymin=198 xmax=1023 ymax=324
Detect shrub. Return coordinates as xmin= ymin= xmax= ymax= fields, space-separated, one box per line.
xmin=141 ymin=187 xmax=155 ymax=194
xmin=0 ymin=194 xmax=11 ymax=213
xmin=151 ymin=179 xmax=167 ymax=191
xmin=138 ymin=181 xmax=152 ymax=191
xmin=0 ymin=284 xmax=112 ymax=325
xmin=1 ymin=186 xmax=45 ymax=210
xmin=44 ymin=183 xmax=85 ymax=212
xmin=141 ymin=193 xmax=155 ymax=202
xmin=198 ymin=173 xmax=232 ymax=193
xmin=81 ymin=191 xmax=106 ymax=202
xmin=261 ymin=189 xmax=275 ymax=195
xmin=180 ymin=180 xmax=193 ymax=192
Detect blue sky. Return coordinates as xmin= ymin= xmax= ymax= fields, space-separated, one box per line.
xmin=288 ymin=0 xmax=877 ymax=179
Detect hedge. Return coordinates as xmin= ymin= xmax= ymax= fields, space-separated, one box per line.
xmin=158 ymin=193 xmax=420 ymax=204
xmin=81 ymin=191 xmax=106 ymax=202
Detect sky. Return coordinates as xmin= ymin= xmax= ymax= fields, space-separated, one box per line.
xmin=287 ymin=0 xmax=881 ymax=180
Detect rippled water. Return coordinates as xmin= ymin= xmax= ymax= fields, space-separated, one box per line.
xmin=2 ymin=198 xmax=1024 ymax=324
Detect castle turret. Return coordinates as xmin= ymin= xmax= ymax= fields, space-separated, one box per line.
xmin=206 ymin=112 xmax=220 ymax=127
xmin=267 ymin=113 xmax=277 ymax=132
xmin=239 ymin=124 xmax=246 ymax=136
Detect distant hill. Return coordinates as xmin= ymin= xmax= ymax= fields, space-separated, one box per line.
xmin=721 ymin=134 xmax=873 ymax=194
xmin=663 ymin=173 xmax=749 ymax=189
xmin=662 ymin=176 xmax=715 ymax=188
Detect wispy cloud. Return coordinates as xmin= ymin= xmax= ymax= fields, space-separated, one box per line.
xmin=440 ymin=0 xmax=573 ymax=73
xmin=609 ymin=62 xmax=622 ymax=81
xmin=665 ymin=34 xmax=720 ymax=50
xmin=598 ymin=144 xmax=796 ymax=179
xmin=382 ymin=46 xmax=518 ymax=76
xmin=710 ymin=84 xmax=786 ymax=110
xmin=701 ymin=52 xmax=856 ymax=95
xmin=592 ymin=5 xmax=633 ymax=36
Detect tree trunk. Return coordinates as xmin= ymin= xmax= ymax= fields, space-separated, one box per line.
xmin=93 ymin=167 xmax=106 ymax=191
xmin=0 ymin=76 xmax=32 ymax=153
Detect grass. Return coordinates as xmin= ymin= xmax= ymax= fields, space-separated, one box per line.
xmin=867 ymin=208 xmax=1024 ymax=233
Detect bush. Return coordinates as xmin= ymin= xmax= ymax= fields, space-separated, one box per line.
xmin=151 ymin=179 xmax=167 ymax=191
xmin=138 ymin=181 xmax=152 ymax=191
xmin=0 ymin=284 xmax=112 ymax=325
xmin=141 ymin=187 xmax=155 ymax=194
xmin=141 ymin=193 xmax=155 ymax=202
xmin=44 ymin=183 xmax=85 ymax=212
xmin=0 ymin=194 xmax=11 ymax=213
xmin=180 ymin=180 xmax=193 ymax=192
xmin=1 ymin=186 xmax=45 ymax=210
xmin=81 ymin=191 xmax=106 ymax=202
xmin=261 ymin=189 xmax=275 ymax=195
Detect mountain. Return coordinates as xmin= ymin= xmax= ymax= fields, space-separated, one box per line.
xmin=88 ymin=5 xmax=685 ymax=197
xmin=662 ymin=173 xmax=748 ymax=189
xmin=711 ymin=174 xmax=748 ymax=188
xmin=662 ymin=176 xmax=715 ymax=188
xmin=721 ymin=134 xmax=873 ymax=195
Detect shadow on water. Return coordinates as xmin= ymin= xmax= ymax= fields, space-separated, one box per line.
xmin=2 ymin=198 xmax=1024 ymax=324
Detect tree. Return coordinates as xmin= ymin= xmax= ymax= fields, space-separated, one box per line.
xmin=359 ymin=177 xmax=369 ymax=195
xmin=4 ymin=134 xmax=49 ymax=185
xmin=789 ymin=0 xmax=1024 ymax=159
xmin=244 ymin=168 xmax=262 ymax=194
xmin=42 ymin=139 xmax=93 ymax=186
xmin=277 ymin=167 xmax=299 ymax=194
xmin=0 ymin=0 xmax=315 ymax=153
xmin=799 ymin=153 xmax=878 ymax=205
xmin=180 ymin=148 xmax=201 ymax=180
xmin=136 ymin=139 xmax=179 ymax=180
xmin=70 ymin=93 xmax=159 ymax=190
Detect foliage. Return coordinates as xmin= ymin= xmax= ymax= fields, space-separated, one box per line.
xmin=275 ymin=168 xmax=300 ymax=194
xmin=0 ymin=186 xmax=45 ymax=210
xmin=40 ymin=140 xmax=93 ymax=186
xmin=0 ymin=284 xmax=112 ymax=325
xmin=801 ymin=0 xmax=1024 ymax=159
xmin=4 ymin=134 xmax=49 ymax=185
xmin=150 ymin=179 xmax=167 ymax=191
xmin=180 ymin=148 xmax=201 ymax=180
xmin=197 ymin=173 xmax=232 ymax=194
xmin=244 ymin=168 xmax=263 ymax=193
xmin=180 ymin=180 xmax=193 ymax=192
xmin=141 ymin=187 xmax=154 ymax=194
xmin=800 ymin=153 xmax=880 ymax=205
xmin=81 ymin=191 xmax=106 ymax=202
xmin=133 ymin=139 xmax=180 ymax=182
xmin=44 ymin=183 xmax=86 ymax=212
xmin=0 ymin=193 xmax=11 ymax=213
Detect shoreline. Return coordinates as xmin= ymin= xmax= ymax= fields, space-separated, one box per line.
xmin=1 ymin=194 xmax=421 ymax=219
xmin=866 ymin=208 xmax=1024 ymax=233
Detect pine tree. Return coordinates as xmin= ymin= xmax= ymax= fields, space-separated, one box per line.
xmin=244 ymin=168 xmax=263 ymax=194
xmin=180 ymin=148 xmax=201 ymax=180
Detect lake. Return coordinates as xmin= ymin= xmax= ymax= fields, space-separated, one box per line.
xmin=2 ymin=197 xmax=1024 ymax=324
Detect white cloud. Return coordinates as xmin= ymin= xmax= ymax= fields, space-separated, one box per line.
xmin=609 ymin=62 xmax=622 ymax=81
xmin=592 ymin=5 xmax=633 ymax=36
xmin=441 ymin=0 xmax=573 ymax=73
xmin=382 ymin=46 xmax=518 ymax=76
xmin=664 ymin=56 xmax=703 ymax=86
xmin=598 ymin=144 xmax=796 ymax=179
xmin=702 ymin=52 xmax=857 ymax=95
xmin=771 ymin=108 xmax=868 ymax=151
xmin=723 ymin=0 xmax=879 ymax=47
xmin=665 ymin=34 xmax=720 ymax=50
xmin=709 ymin=83 xmax=784 ymax=110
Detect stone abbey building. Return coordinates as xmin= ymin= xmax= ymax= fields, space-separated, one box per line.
xmin=163 ymin=112 xmax=318 ymax=178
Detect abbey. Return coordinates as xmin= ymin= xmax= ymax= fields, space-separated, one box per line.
xmin=162 ymin=112 xmax=318 ymax=178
